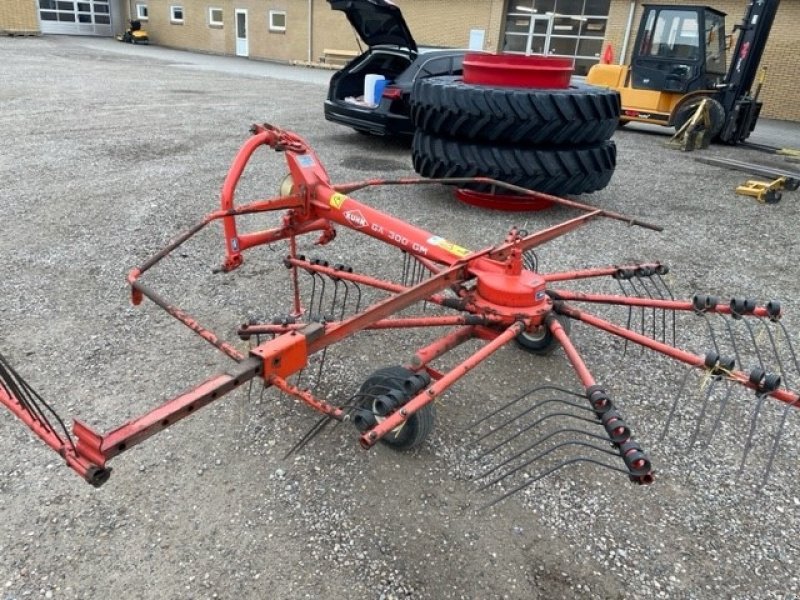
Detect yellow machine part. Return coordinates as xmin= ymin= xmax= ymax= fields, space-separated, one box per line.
xmin=586 ymin=64 xmax=693 ymax=126
xmin=131 ymin=30 xmax=148 ymax=40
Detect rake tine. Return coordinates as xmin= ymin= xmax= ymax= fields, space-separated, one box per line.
xmin=737 ymin=392 xmax=767 ymax=478
xmin=775 ymin=320 xmax=800 ymax=375
xmin=315 ymin=272 xmax=327 ymax=318
xmin=339 ymin=279 xmax=350 ymax=320
xmin=480 ymin=457 xmax=633 ymax=511
xmin=478 ymin=427 xmax=613 ymax=480
xmin=615 ymin=278 xmax=633 ymax=358
xmin=476 ymin=411 xmax=599 ymax=459
xmin=648 ymin=274 xmax=668 ymax=343
xmin=659 ymin=368 xmax=693 ymax=442
xmin=739 ymin=317 xmax=766 ymax=372
xmin=654 ymin=272 xmax=676 ymax=346
xmin=716 ymin=314 xmax=744 ymax=371
xmin=353 ymin=280 xmax=362 ymax=312
xmin=329 ymin=278 xmax=341 ymax=320
xmin=0 ymin=353 xmax=75 ymax=449
xmin=401 ymin=251 xmax=410 ymax=287
xmin=761 ymin=398 xmax=800 ymax=488
xmin=479 ymin=440 xmax=621 ymax=490
xmin=687 ymin=375 xmax=719 ymax=447
xmin=698 ymin=312 xmax=721 ymax=356
xmin=704 ymin=382 xmax=734 ymax=448
xmin=634 ymin=274 xmax=657 ymax=340
xmin=757 ymin=319 xmax=789 ymax=389
xmin=463 ymin=385 xmax=585 ymax=431
xmin=626 ymin=277 xmax=646 ymax=341
xmin=467 ymin=396 xmax=592 ymax=445
xmin=284 ymin=414 xmax=334 ymax=458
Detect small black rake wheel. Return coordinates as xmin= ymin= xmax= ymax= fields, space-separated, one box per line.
xmin=515 ymin=315 xmax=571 ymax=355
xmin=355 ymin=366 xmax=435 ymax=450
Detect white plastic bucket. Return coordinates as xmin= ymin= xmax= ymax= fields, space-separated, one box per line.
xmin=363 ymin=74 xmax=386 ymax=106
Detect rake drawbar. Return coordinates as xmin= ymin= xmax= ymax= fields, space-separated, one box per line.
xmin=2 ymin=124 xmax=798 ymax=501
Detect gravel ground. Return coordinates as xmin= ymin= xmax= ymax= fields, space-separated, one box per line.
xmin=1 ymin=36 xmax=800 ymax=600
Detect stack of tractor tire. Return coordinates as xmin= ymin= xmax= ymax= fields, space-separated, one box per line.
xmin=410 ymin=76 xmax=622 ymax=197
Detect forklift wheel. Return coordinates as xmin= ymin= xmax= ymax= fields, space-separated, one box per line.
xmin=672 ymin=97 xmax=726 ymax=139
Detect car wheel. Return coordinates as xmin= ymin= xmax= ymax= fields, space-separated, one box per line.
xmin=411 ymin=76 xmax=620 ymax=147
xmin=412 ymin=130 xmax=616 ymax=196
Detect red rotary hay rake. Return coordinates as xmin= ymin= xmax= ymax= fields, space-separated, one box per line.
xmin=2 ymin=124 xmax=799 ymax=505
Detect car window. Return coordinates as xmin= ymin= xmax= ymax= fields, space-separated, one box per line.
xmin=407 ymin=54 xmax=464 ymax=82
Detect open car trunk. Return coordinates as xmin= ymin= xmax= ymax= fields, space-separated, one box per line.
xmin=329 ymin=49 xmax=414 ymax=104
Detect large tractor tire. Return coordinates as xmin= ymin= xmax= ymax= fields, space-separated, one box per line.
xmin=412 ymin=130 xmax=616 ymax=196
xmin=411 ymin=76 xmax=620 ymax=147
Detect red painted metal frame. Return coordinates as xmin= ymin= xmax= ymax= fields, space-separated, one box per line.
xmin=2 ymin=123 xmax=799 ymax=487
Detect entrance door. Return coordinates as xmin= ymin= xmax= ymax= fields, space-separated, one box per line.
xmin=235 ymin=9 xmax=248 ymax=57
xmin=525 ymin=14 xmax=553 ymax=56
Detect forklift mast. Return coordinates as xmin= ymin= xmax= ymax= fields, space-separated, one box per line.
xmin=717 ymin=0 xmax=780 ymax=143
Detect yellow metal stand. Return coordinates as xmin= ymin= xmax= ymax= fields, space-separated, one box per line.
xmin=667 ymin=98 xmax=711 ymax=152
xmin=735 ymin=177 xmax=786 ymax=204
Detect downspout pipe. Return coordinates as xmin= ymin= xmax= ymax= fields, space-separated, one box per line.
xmin=619 ymin=0 xmax=636 ymax=64
xmin=307 ymin=0 xmax=313 ymax=63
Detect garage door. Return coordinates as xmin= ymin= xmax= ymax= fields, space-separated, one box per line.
xmin=38 ymin=0 xmax=113 ymax=36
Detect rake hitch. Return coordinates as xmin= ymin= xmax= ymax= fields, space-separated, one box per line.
xmin=2 ymin=123 xmax=799 ymax=503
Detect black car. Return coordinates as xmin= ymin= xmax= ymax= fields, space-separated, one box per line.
xmin=324 ymin=0 xmax=465 ymax=137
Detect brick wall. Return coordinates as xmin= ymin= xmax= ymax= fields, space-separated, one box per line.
xmin=604 ymin=0 xmax=798 ymax=122
xmin=0 ymin=0 xmax=40 ymax=35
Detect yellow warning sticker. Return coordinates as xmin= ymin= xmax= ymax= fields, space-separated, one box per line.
xmin=428 ymin=236 xmax=470 ymax=258
xmin=329 ymin=193 xmax=347 ymax=210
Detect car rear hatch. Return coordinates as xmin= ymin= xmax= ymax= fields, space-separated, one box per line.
xmin=327 ymin=0 xmax=417 ymax=52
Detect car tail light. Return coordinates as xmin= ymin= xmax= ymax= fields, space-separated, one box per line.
xmin=381 ymin=86 xmax=403 ymax=100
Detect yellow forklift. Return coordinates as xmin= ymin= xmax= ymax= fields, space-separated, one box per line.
xmin=586 ymin=0 xmax=780 ymax=143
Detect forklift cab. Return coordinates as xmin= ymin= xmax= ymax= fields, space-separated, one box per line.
xmin=631 ymin=5 xmax=727 ymax=94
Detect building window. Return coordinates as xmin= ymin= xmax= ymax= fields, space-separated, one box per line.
xmin=170 ymin=5 xmax=184 ymax=23
xmin=208 ymin=7 xmax=223 ymax=26
xmin=136 ymin=3 xmax=148 ymax=20
xmin=269 ymin=10 xmax=286 ymax=32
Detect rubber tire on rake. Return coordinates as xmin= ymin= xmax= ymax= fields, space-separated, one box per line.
xmin=411 ymin=76 xmax=620 ymax=146
xmin=355 ymin=366 xmax=435 ymax=450
xmin=515 ymin=315 xmax=572 ymax=355
xmin=412 ymin=130 xmax=617 ymax=196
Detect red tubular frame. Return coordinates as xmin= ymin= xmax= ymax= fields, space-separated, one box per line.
xmin=2 ymin=123 xmax=797 ymax=487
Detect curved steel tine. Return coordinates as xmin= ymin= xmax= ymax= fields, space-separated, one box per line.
xmin=739 ymin=317 xmax=766 ymax=372
xmin=757 ymin=318 xmax=789 ymax=389
xmin=284 ymin=414 xmax=332 ymax=458
xmin=776 ymin=320 xmax=800 ymax=375
xmin=479 ymin=440 xmax=621 ymax=490
xmin=480 ymin=457 xmax=633 ymax=511
xmin=698 ymin=312 xmax=721 ymax=356
xmin=627 ymin=277 xmax=646 ymax=340
xmin=339 ymin=278 xmax=351 ymax=320
xmin=478 ymin=426 xmax=613 ymax=480
xmin=737 ymin=392 xmax=767 ymax=478
xmin=761 ymin=397 xmax=800 ymax=488
xmin=401 ymin=251 xmax=410 ymax=287
xmin=687 ymin=375 xmax=719 ymax=448
xmin=716 ymin=313 xmax=743 ymax=371
xmin=467 ymin=395 xmax=593 ymax=445
xmin=704 ymin=383 xmax=733 ymax=449
xmin=476 ymin=411 xmax=600 ymax=458
xmin=655 ymin=272 xmax=677 ymax=346
xmin=314 ymin=272 xmax=327 ymax=317
xmin=463 ymin=385 xmax=585 ymax=431
xmin=329 ymin=277 xmax=340 ymax=319
xmin=615 ymin=277 xmax=633 ymax=358
xmin=634 ymin=274 xmax=657 ymax=340
xmin=659 ymin=368 xmax=693 ymax=442
xmin=353 ymin=280 xmax=362 ymax=312
xmin=647 ymin=273 xmax=668 ymax=343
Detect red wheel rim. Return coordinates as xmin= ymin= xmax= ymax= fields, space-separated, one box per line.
xmin=454 ymin=188 xmax=555 ymax=212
